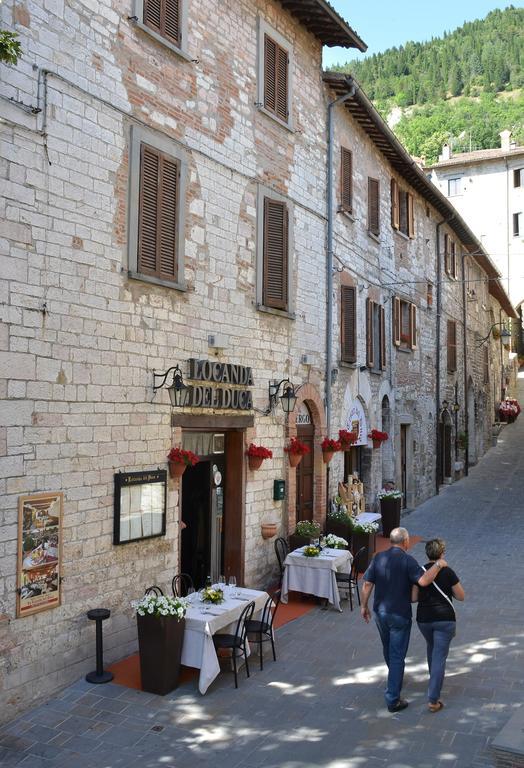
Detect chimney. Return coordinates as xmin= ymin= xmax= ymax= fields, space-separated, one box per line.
xmin=500 ymin=130 xmax=512 ymax=152
xmin=439 ymin=143 xmax=451 ymax=162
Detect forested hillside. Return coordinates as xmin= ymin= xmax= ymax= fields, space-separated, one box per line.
xmin=330 ymin=6 xmax=524 ymax=164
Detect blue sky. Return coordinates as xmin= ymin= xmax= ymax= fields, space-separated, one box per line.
xmin=323 ymin=1 xmax=522 ymax=67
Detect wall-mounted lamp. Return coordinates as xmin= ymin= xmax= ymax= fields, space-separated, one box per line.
xmin=152 ymin=365 xmax=190 ymax=407
xmin=452 ymin=400 xmax=460 ymax=413
xmin=476 ymin=323 xmax=511 ymax=348
xmin=267 ymin=378 xmax=299 ymax=414
xmin=441 ymin=399 xmax=449 ymax=411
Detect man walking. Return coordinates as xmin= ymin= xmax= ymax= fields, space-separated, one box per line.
xmin=360 ymin=527 xmax=446 ymax=712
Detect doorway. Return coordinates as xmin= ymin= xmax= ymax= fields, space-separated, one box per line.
xmin=438 ymin=415 xmax=453 ymax=484
xmin=400 ymin=425 xmax=408 ymax=508
xmin=296 ymin=404 xmax=314 ymax=523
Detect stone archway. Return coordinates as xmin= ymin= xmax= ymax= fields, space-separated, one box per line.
xmin=286 ymin=384 xmax=327 ymax=534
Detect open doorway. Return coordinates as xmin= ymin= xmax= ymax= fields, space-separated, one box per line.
xmin=296 ymin=404 xmax=314 ymax=524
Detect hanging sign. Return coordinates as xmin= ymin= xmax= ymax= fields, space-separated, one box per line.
xmin=296 ymin=404 xmax=311 ymax=425
xmin=186 ymin=359 xmax=253 ymax=410
xmin=344 ymin=400 xmax=368 ymax=446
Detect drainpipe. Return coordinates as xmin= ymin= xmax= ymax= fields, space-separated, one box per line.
xmin=461 ymin=249 xmax=469 ymax=475
xmin=435 ymin=216 xmax=453 ymax=496
xmin=326 ymin=83 xmax=355 ymax=514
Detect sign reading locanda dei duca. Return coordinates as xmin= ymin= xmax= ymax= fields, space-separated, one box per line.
xmin=186 ymin=359 xmax=254 ymax=410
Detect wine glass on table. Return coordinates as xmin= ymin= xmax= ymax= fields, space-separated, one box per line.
xmin=228 ymin=575 xmax=237 ymax=597
xmin=187 ymin=587 xmax=195 ymax=604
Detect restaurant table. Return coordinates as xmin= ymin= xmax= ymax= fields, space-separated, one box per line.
xmin=181 ymin=587 xmax=269 ymax=694
xmin=281 ymin=547 xmax=353 ymax=611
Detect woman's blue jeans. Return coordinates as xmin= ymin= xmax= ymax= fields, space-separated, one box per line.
xmin=374 ymin=612 xmax=412 ymax=707
xmin=417 ymin=621 xmax=456 ymax=704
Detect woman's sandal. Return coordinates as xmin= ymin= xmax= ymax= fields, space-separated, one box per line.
xmin=428 ymin=701 xmax=444 ymax=712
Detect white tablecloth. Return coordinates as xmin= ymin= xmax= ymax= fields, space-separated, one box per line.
xmin=281 ymin=547 xmax=353 ymax=611
xmin=181 ymin=587 xmax=268 ymax=694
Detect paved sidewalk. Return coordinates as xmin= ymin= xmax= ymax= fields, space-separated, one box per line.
xmin=2 ymin=377 xmax=523 ymax=768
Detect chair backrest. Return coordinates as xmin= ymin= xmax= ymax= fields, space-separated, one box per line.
xmin=233 ymin=600 xmax=255 ymax=644
xmin=261 ymin=589 xmax=281 ymax=629
xmin=274 ymin=537 xmax=288 ymax=575
xmin=351 ymin=547 xmax=368 ymax=578
xmin=144 ymin=585 xmax=164 ymax=596
xmin=172 ymin=573 xmax=194 ymax=597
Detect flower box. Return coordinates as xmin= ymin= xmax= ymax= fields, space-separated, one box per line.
xmin=261 ymin=523 xmax=278 ymax=539
xmin=379 ymin=497 xmax=401 ymax=538
xmin=137 ymin=614 xmax=185 ymax=695
xmin=246 ymin=444 xmax=272 ymax=470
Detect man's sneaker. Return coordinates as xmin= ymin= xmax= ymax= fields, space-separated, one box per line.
xmin=388 ymin=699 xmax=409 ymax=713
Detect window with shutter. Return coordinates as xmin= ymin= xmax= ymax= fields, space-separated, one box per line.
xmin=263 ymin=197 xmax=288 ymax=310
xmin=368 ymin=178 xmax=380 ymax=236
xmin=366 ymin=298 xmax=374 ymax=368
xmin=447 ymin=320 xmax=457 ymax=372
xmin=399 ymin=189 xmax=408 ymax=235
xmin=444 ymin=234 xmax=451 ymax=275
xmin=340 ymin=148 xmax=353 ymax=213
xmin=144 ymin=0 xmax=181 ymax=46
xmin=138 ymin=143 xmax=179 ymax=281
xmin=483 ymin=346 xmax=489 ymax=383
xmin=391 ymin=178 xmax=399 ymax=230
xmin=393 ymin=296 xmax=401 ymax=346
xmin=409 ymin=304 xmax=417 ymax=349
xmin=407 ymin=193 xmax=415 ymax=238
xmin=366 ymin=300 xmax=386 ymax=372
xmin=393 ymin=296 xmax=417 ymax=351
xmin=263 ymin=33 xmax=289 ymax=123
xmin=450 ymin=240 xmax=457 ymax=279
xmin=340 ymin=286 xmax=356 ymax=362
xmin=380 ymin=305 xmax=386 ymax=370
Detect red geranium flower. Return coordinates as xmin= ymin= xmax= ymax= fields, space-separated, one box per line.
xmin=338 ymin=429 xmax=357 ymax=446
xmin=167 ymin=447 xmax=200 ymax=466
xmin=368 ymin=429 xmax=388 ymax=442
xmin=321 ymin=437 xmax=342 ymax=452
xmin=284 ymin=437 xmax=311 ymax=456
xmin=246 ymin=444 xmax=273 ymax=459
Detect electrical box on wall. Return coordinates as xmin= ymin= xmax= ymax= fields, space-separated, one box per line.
xmin=273 ymin=480 xmax=285 ymax=501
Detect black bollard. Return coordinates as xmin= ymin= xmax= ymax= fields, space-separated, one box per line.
xmin=86 ymin=608 xmax=113 ymax=684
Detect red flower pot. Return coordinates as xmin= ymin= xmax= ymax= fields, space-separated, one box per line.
xmin=372 ymin=439 xmax=382 ymax=449
xmin=248 ymin=455 xmax=264 ymax=470
xmin=288 ymin=453 xmax=303 ymax=468
xmin=322 ymin=450 xmax=335 ymax=464
xmin=169 ymin=461 xmax=187 ymax=478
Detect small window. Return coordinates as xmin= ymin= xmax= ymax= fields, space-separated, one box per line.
xmin=256 ymin=186 xmax=293 ymax=315
xmin=393 ymin=297 xmax=417 ymax=350
xmin=427 ymin=282 xmax=433 ymax=308
xmin=513 ymin=212 xmax=522 ymax=237
xmin=133 ymin=0 xmax=189 ymax=58
xmin=340 ymin=148 xmax=353 ymax=213
xmin=340 ymin=285 xmax=356 ymax=363
xmin=513 ymin=169 xmax=522 ymax=188
xmin=257 ymin=19 xmax=292 ymax=128
xmin=366 ymin=298 xmax=385 ymax=372
xmin=368 ymin=178 xmax=380 ymax=237
xmin=444 ymin=234 xmax=458 ymax=279
xmin=391 ymin=179 xmax=414 ymax=237
xmin=447 ymin=320 xmax=457 ymax=373
xmin=448 ymin=177 xmax=462 ymax=196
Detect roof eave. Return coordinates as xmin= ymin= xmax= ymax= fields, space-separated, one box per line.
xmin=277 ymin=0 xmax=367 ymax=51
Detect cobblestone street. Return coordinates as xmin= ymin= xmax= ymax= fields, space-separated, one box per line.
xmin=1 ymin=375 xmax=523 ymax=768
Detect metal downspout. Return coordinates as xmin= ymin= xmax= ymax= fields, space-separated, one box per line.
xmin=461 ymin=249 xmax=469 ymax=475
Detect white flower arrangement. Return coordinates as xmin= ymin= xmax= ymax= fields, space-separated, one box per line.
xmin=322 ymin=533 xmax=348 ymax=549
xmin=377 ymin=488 xmax=403 ymax=500
xmin=350 ymin=519 xmax=379 ymax=534
xmin=133 ymin=593 xmax=188 ymax=621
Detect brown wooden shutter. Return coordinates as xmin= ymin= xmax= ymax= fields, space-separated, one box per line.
xmin=264 ymin=35 xmax=276 ymax=114
xmin=368 ymin=178 xmax=379 ymax=236
xmin=263 ymin=197 xmax=288 ymax=310
xmin=407 ymin=193 xmax=415 ymax=238
xmin=138 ymin=144 xmax=178 ymax=281
xmin=444 ymin=234 xmax=450 ymax=275
xmin=380 ymin=305 xmax=386 ymax=369
xmin=144 ymin=0 xmax=180 ymax=45
xmin=393 ymin=296 xmax=401 ymax=346
xmin=451 ymin=240 xmax=457 ymax=278
xmin=391 ymin=178 xmax=399 ymax=229
xmin=341 ymin=286 xmax=356 ymax=363
xmin=276 ymin=45 xmax=288 ymax=122
xmin=341 ymin=148 xmax=352 ymax=212
xmin=366 ymin=298 xmax=374 ymax=367
xmin=447 ymin=320 xmax=457 ymax=372
xmin=409 ymin=303 xmax=417 ymax=349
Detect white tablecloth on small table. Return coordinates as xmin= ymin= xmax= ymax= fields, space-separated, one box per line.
xmin=281 ymin=547 xmax=353 ymax=611
xmin=181 ymin=587 xmax=268 ymax=694
xmin=353 ymin=512 xmax=381 ymax=525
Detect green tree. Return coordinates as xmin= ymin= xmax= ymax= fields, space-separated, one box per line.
xmin=0 ymin=31 xmax=22 ymax=65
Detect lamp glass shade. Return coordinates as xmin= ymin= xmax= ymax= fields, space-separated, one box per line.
xmin=168 ymin=375 xmax=190 ymax=407
xmin=280 ymin=386 xmax=297 ymax=413
xmin=441 ymin=400 xmax=448 ymax=410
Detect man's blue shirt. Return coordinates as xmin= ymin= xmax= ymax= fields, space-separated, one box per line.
xmin=364 ymin=546 xmax=424 ymax=619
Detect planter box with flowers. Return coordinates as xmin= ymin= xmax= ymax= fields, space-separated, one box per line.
xmin=368 ymin=429 xmax=388 ymax=449
xmin=349 ymin=518 xmax=379 ymax=570
xmin=289 ymin=519 xmax=321 ymax=551
xmin=284 ymin=437 xmax=310 ymax=467
xmin=326 ymin=498 xmax=353 ymax=540
xmin=377 ymin=487 xmax=402 ymax=538
xmin=246 ymin=443 xmax=272 ymax=470
xmin=338 ymin=429 xmax=357 ymax=451
xmin=134 ymin=593 xmax=188 ymax=695
xmin=167 ymin=447 xmax=199 ymax=478
xmin=321 ymin=437 xmax=341 ymax=464
xmin=320 ymin=533 xmax=349 ymax=550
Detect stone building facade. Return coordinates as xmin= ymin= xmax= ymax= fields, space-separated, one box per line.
xmin=0 ymin=0 xmax=515 ymax=721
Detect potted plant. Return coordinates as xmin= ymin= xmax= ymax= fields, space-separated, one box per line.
xmin=326 ymin=498 xmax=353 ymax=538
xmin=321 ymin=437 xmax=341 ymax=464
xmin=377 ymin=487 xmax=402 ymax=538
xmin=338 ymin=429 xmax=357 ymax=451
xmin=321 ymin=533 xmax=349 ymax=550
xmin=368 ymin=429 xmax=388 ymax=449
xmin=349 ymin=518 xmax=379 ymax=570
xmin=284 ymin=436 xmax=310 ymax=467
xmin=134 ymin=593 xmax=188 ymax=695
xmin=289 ymin=519 xmax=321 ymax=551
xmin=261 ymin=521 xmax=278 ymax=539
xmin=167 ymin=447 xmax=199 ymax=478
xmin=246 ymin=443 xmax=273 ymax=470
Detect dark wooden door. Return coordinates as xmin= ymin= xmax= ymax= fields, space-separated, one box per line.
xmin=296 ymin=421 xmax=314 ymax=523
xmin=400 ymin=425 xmax=407 ymax=509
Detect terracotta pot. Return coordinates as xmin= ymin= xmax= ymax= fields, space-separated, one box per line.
xmin=137 ymin=614 xmax=185 ymax=695
xmin=372 ymin=439 xmax=382 ymax=449
xmin=261 ymin=523 xmax=278 ymax=539
xmin=288 ymin=453 xmax=303 ymax=468
xmin=248 ymin=455 xmax=264 ymax=471
xmin=169 ymin=460 xmax=187 ymax=478
xmin=322 ymin=450 xmax=335 ymax=464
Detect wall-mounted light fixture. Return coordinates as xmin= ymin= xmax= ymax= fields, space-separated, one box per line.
xmin=267 ymin=378 xmax=299 ymax=414
xmin=152 ymin=365 xmax=190 ymax=407
xmin=452 ymin=400 xmax=460 ymax=413
xmin=476 ymin=323 xmax=511 ymax=348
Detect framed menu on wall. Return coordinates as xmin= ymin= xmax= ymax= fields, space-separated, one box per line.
xmin=113 ymin=470 xmax=167 ymax=545
xmin=17 ymin=492 xmax=63 ymax=618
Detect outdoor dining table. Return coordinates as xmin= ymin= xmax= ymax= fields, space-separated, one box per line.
xmin=281 ymin=546 xmax=353 ymax=611
xmin=181 ymin=586 xmax=269 ymax=694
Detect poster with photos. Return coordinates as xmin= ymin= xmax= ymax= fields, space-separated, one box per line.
xmin=17 ymin=492 xmax=62 ymax=618
xmin=113 ymin=470 xmax=167 ymax=545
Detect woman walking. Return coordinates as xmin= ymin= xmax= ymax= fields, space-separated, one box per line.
xmin=416 ymin=538 xmax=465 ymax=712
